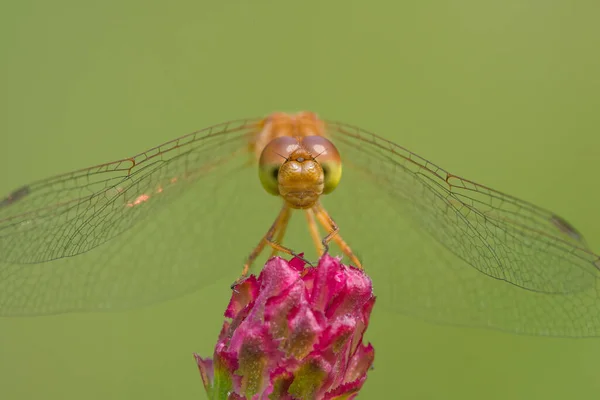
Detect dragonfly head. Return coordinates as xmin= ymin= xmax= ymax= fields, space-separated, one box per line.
xmin=259 ymin=136 xmax=342 ymax=209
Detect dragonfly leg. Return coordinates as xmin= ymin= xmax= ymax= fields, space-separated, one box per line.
xmin=231 ymin=204 xmax=288 ymax=289
xmin=265 ymin=240 xmax=312 ymax=265
xmin=312 ymin=202 xmax=339 ymax=255
xmin=313 ymin=202 xmax=363 ymax=269
xmin=270 ymin=204 xmax=292 ymax=258
xmin=263 ymin=206 xmax=312 ymax=267
xmin=231 ymin=203 xmax=311 ymax=290
xmin=304 ymin=208 xmax=324 ymax=256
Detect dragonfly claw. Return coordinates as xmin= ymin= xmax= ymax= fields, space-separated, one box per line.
xmin=291 ymin=251 xmax=314 ymax=267
xmin=321 ymin=240 xmax=330 ymax=255
xmin=230 ymin=276 xmax=248 ymax=292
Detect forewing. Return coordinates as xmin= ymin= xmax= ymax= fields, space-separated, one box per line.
xmin=324 ymin=120 xmax=600 ymax=337
xmin=0 ymin=119 xmax=267 ymax=316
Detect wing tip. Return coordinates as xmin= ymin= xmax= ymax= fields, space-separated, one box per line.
xmin=0 ymin=185 xmax=30 ymax=208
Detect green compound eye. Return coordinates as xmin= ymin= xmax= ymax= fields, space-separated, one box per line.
xmin=300 ymin=135 xmax=342 ymax=195
xmin=320 ymin=160 xmax=342 ymax=194
xmin=259 ymin=163 xmax=281 ymax=195
xmin=258 ymin=136 xmax=300 ymax=196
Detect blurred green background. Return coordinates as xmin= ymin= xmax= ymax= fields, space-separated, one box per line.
xmin=1 ymin=0 xmax=599 ymax=399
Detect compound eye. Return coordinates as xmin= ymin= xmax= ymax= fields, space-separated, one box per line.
xmin=258 ymin=136 xmax=300 ymax=195
xmin=300 ymin=136 xmax=342 ymax=194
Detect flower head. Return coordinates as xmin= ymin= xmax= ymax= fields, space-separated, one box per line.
xmin=195 ymin=254 xmax=375 ymax=400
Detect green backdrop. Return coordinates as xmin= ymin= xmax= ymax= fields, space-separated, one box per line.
xmin=1 ymin=1 xmax=599 ymax=399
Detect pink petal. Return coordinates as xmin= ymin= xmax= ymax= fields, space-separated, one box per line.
xmin=193 ymin=353 xmax=213 ymax=390
xmin=225 ymin=275 xmax=259 ymax=318
xmin=323 ymin=375 xmax=366 ymax=400
xmin=264 ymin=278 xmax=307 ymax=340
xmin=344 ymin=343 xmax=375 ymax=384
xmin=286 ymin=303 xmax=323 ymax=359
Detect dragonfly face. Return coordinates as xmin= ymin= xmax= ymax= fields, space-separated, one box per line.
xmin=265 ymin=144 xmax=325 ymax=209
xmin=257 ymin=135 xmax=342 ymax=209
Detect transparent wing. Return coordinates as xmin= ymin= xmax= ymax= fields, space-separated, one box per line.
xmin=324 ymin=120 xmax=600 ymax=337
xmin=0 ymin=118 xmax=270 ymax=316
xmin=4 ymin=114 xmax=600 ymax=336
xmin=0 ymin=119 xmax=258 ymax=263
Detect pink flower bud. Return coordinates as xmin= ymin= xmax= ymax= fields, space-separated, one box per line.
xmin=195 ymin=254 xmax=375 ymax=399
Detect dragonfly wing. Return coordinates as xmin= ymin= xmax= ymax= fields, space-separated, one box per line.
xmin=0 ymin=119 xmax=265 ymax=316
xmin=0 ymin=119 xmax=258 ymax=263
xmin=325 ymin=120 xmax=600 ymax=337
xmin=327 ymin=120 xmax=599 ymax=293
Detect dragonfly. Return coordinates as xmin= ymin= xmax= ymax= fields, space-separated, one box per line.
xmin=1 ymin=111 xmax=599 ymax=337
